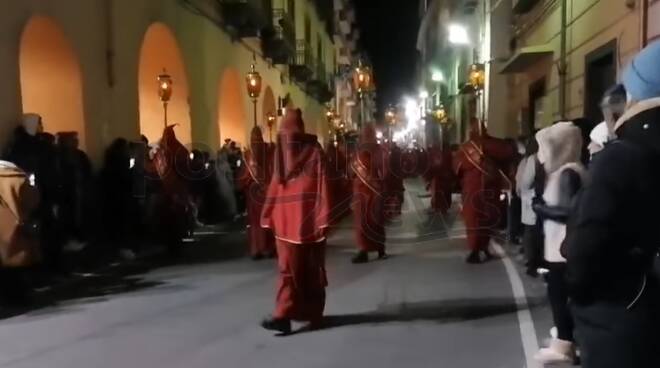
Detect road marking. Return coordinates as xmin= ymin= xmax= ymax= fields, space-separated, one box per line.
xmin=492 ymin=242 xmax=541 ymax=368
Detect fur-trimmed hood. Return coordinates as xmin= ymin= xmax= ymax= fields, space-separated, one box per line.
xmin=536 ymin=122 xmax=583 ymax=174
xmin=614 ymin=97 xmax=660 ymax=132
xmin=613 ymin=97 xmax=660 ymax=154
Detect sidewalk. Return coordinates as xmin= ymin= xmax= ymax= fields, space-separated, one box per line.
xmin=0 ymin=218 xmax=249 ymax=320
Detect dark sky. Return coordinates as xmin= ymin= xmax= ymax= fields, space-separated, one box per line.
xmin=354 ymin=0 xmax=421 ymax=117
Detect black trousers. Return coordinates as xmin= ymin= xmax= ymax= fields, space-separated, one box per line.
xmin=507 ymin=194 xmax=522 ymax=242
xmin=573 ymin=279 xmax=660 ymax=368
xmin=522 ymin=224 xmax=543 ymax=270
xmin=545 ymin=262 xmax=573 ymax=341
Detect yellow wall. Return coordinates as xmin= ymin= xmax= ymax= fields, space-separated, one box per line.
xmin=0 ymin=0 xmax=336 ymax=164
xmin=508 ymin=0 xmax=642 ymax=133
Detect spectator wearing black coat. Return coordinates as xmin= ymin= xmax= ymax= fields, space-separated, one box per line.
xmin=565 ymin=41 xmax=660 ymax=368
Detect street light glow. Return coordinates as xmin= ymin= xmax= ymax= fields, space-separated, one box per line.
xmin=419 ymin=90 xmax=429 ymax=99
xmin=431 ymin=70 xmax=444 ymax=82
xmin=448 ymin=24 xmax=469 ymax=45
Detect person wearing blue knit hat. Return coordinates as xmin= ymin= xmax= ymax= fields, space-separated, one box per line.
xmin=565 ymin=41 xmax=660 ymax=368
xmin=622 ymin=40 xmax=660 ymax=102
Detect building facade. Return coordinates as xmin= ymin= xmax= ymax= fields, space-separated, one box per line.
xmin=418 ymin=0 xmax=648 ymax=142
xmin=1 ymin=0 xmax=366 ymax=164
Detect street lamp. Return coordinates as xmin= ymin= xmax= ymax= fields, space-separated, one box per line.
xmin=157 ymin=69 xmax=173 ymax=128
xmin=386 ymin=105 xmax=397 ymax=140
xmin=433 ymin=104 xmax=448 ymax=124
xmin=468 ymin=63 xmax=486 ymax=91
xmin=353 ymin=60 xmax=373 ymax=128
xmin=266 ymin=111 xmax=276 ymax=142
xmin=246 ymin=55 xmax=263 ymax=127
xmin=385 ymin=105 xmax=397 ymax=125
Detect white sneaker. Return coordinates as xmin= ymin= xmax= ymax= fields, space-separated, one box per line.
xmin=119 ymin=249 xmax=137 ymax=261
xmin=534 ymin=338 xmax=575 ymax=364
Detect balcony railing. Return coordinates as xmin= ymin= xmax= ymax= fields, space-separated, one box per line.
xmin=295 ymin=41 xmax=314 ymax=67
xmin=289 ymin=41 xmax=315 ymax=82
xmin=306 ymin=61 xmax=334 ymax=103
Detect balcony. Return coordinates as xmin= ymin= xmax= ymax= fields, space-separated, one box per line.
xmin=262 ymin=8 xmax=296 ymax=64
xmin=307 ymin=63 xmax=334 ymax=103
xmin=289 ymin=41 xmax=315 ymax=82
xmin=218 ymin=0 xmax=272 ymax=38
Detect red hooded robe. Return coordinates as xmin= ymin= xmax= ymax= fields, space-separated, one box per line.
xmin=238 ymin=126 xmax=276 ymax=258
xmin=260 ymin=109 xmax=330 ymax=323
xmin=453 ymin=121 xmax=515 ymax=252
xmin=384 ymin=143 xmax=405 ymax=218
xmin=425 ymin=144 xmax=454 ymax=214
xmin=351 ymin=125 xmax=387 ymax=253
xmin=153 ymin=126 xmax=192 ymax=247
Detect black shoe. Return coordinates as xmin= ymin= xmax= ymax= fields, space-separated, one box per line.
xmin=377 ymin=250 xmax=389 ymax=260
xmin=351 ymin=252 xmax=369 ymax=264
xmin=252 ymin=254 xmax=264 ymax=261
xmin=261 ymin=317 xmax=292 ymax=335
xmin=465 ymin=251 xmax=481 ymax=264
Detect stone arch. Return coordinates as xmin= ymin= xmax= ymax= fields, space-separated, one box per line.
xmin=19 ymin=15 xmax=86 ymax=148
xmin=138 ymin=22 xmax=191 ymax=144
xmin=217 ymin=68 xmax=247 ymax=147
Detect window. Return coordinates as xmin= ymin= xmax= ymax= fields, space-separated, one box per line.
xmin=584 ymin=40 xmax=617 ymax=123
xmin=528 ymin=77 xmax=546 ymax=132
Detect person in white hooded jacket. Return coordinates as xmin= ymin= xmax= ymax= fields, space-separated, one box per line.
xmin=532 ymin=122 xmax=587 ymax=364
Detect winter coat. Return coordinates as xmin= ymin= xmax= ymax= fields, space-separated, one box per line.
xmin=0 ymin=161 xmax=41 ymax=268
xmin=534 ymin=123 xmax=585 ymax=264
xmin=565 ymin=97 xmax=660 ymax=304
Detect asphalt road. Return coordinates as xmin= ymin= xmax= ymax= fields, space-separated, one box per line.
xmin=0 ymin=180 xmax=559 ymax=368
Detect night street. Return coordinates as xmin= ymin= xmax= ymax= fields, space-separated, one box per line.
xmin=0 ymin=180 xmax=557 ymax=368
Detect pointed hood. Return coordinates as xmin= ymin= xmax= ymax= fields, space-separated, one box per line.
xmin=275 ymin=109 xmax=318 ymax=183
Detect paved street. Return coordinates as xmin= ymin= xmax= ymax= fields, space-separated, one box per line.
xmin=0 ymin=180 xmax=557 ymax=368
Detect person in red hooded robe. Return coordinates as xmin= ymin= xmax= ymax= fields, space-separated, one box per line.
xmin=351 ymin=124 xmax=388 ymax=264
xmin=238 ymin=126 xmax=276 ymax=260
xmin=260 ymin=109 xmax=330 ymax=334
xmin=384 ymin=143 xmax=405 ymax=219
xmin=152 ymin=125 xmax=193 ymax=256
xmin=326 ymin=138 xmax=351 ymax=224
xmin=425 ymin=143 xmax=454 ymax=215
xmin=454 ymin=118 xmax=516 ymax=263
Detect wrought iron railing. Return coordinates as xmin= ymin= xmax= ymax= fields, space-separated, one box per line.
xmin=295 ymin=40 xmax=314 ymax=67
